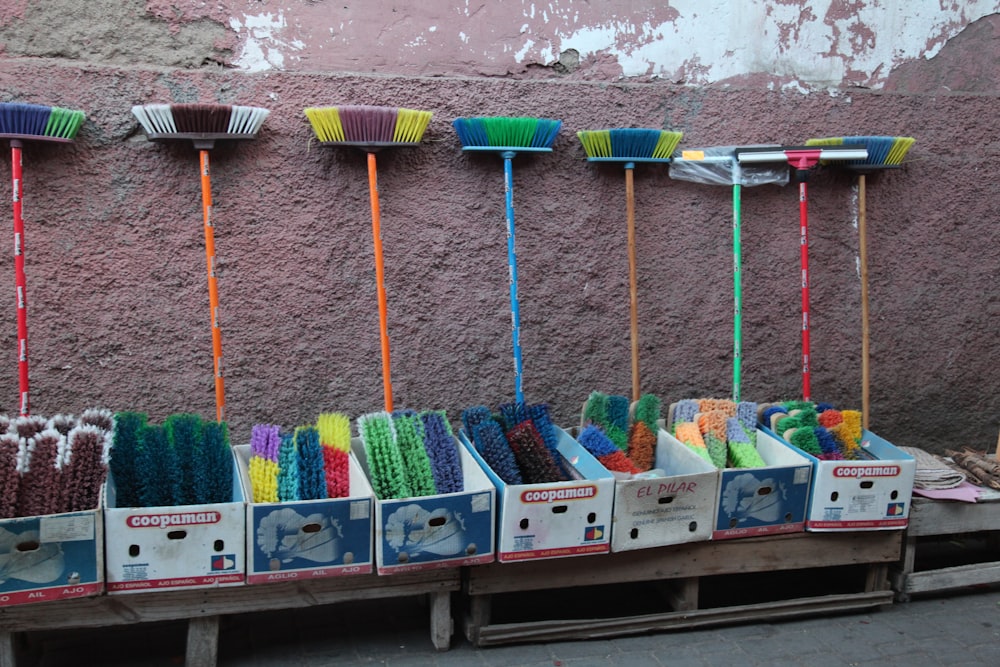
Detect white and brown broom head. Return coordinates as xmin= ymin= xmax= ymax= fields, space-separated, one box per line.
xmin=303 ymin=105 xmax=433 ymax=145
xmin=805 ymin=135 xmax=915 ymax=169
xmin=132 ymin=103 xmax=270 ymax=137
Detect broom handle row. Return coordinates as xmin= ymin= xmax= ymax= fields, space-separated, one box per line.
xmin=11 ymin=145 xmax=29 ymax=416
xmin=200 ymin=150 xmax=226 ymax=422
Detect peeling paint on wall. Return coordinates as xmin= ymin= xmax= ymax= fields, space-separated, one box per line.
xmin=229 ymin=10 xmax=304 ymax=72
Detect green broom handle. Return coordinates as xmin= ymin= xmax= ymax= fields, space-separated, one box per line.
xmin=732 ymin=180 xmax=743 ymax=403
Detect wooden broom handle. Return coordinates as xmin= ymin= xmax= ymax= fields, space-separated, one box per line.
xmin=859 ymin=173 xmax=870 ymax=430
xmin=625 ymin=165 xmax=640 ymax=403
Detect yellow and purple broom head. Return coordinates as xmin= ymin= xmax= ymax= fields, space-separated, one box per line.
xmin=304 ymin=105 xmax=432 ymax=145
xmin=804 ymin=135 xmax=915 ymax=169
xmin=452 ymin=116 xmax=561 ymax=151
xmin=249 ymin=424 xmax=281 ymax=503
xmin=317 ymin=412 xmax=351 ymax=499
xmin=577 ymin=128 xmax=683 ymax=162
xmin=0 ymin=102 xmax=86 ymax=141
xmin=131 ymin=103 xmax=270 ymax=138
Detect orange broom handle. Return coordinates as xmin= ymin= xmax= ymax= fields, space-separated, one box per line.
xmin=368 ymin=151 xmax=393 ymax=412
xmin=200 ymin=150 xmax=226 ymax=422
xmin=625 ymin=165 xmax=640 ymax=403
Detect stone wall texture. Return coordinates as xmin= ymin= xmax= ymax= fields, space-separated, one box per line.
xmin=0 ymin=1 xmax=998 ymax=453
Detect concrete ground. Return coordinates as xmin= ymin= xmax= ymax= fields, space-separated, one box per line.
xmin=24 ymin=584 xmax=1000 ymax=667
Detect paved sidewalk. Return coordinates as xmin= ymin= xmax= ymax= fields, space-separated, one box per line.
xmin=28 ymin=585 xmax=1000 ymax=666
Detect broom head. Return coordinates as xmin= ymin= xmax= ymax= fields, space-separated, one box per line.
xmin=303 ymin=105 xmax=432 ymax=147
xmin=805 ymin=135 xmax=915 ymax=169
xmin=132 ymin=103 xmax=270 ymax=146
xmin=453 ymin=116 xmax=561 ymax=153
xmin=578 ymin=128 xmax=683 ymax=163
xmin=0 ymin=102 xmax=85 ymax=142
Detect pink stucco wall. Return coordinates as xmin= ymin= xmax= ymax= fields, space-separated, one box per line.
xmin=0 ymin=3 xmax=998 ymax=454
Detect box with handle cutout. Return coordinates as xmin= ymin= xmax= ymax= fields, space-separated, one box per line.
xmin=459 ymin=426 xmax=614 ymax=563
xmin=102 ymin=448 xmax=246 ymax=594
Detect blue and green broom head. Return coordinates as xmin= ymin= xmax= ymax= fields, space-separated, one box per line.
xmin=0 ymin=102 xmax=86 ymax=140
xmin=131 ymin=103 xmax=270 ymax=137
xmin=452 ymin=116 xmax=562 ymax=151
xmin=577 ymin=128 xmax=683 ymax=162
xmin=804 ymin=135 xmax=915 ymax=169
xmin=304 ymin=105 xmax=432 ymax=145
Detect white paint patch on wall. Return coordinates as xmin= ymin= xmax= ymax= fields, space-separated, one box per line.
xmin=230 ymin=11 xmax=303 ymax=73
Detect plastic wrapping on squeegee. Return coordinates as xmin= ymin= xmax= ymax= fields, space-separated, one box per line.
xmin=668 ymin=146 xmax=790 ymax=187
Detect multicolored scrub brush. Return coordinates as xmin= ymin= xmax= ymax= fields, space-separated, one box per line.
xmin=578 ymin=424 xmax=640 ymax=475
xmin=132 ymin=103 xmax=270 ymax=422
xmin=582 ymin=391 xmax=629 ymax=451
xmin=316 ymin=412 xmax=351 ymax=499
xmin=452 ymin=116 xmax=562 ymax=403
xmin=726 ymin=417 xmax=766 ymax=468
xmin=1 ymin=102 xmax=86 ymax=416
xmin=248 ymin=423 xmax=281 ymax=503
xmin=627 ymin=393 xmax=660 ymax=472
xmin=504 ymin=420 xmax=567 ymax=484
xmin=737 ymin=143 xmax=868 ymax=401
xmin=577 ymin=128 xmax=683 ymax=401
xmin=804 ymin=136 xmax=916 ymax=429
xmin=304 ymin=105 xmax=433 ymax=411
xmin=674 ymin=421 xmax=713 ymax=465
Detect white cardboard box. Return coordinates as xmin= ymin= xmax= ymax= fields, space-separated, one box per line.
xmin=234 ymin=444 xmax=375 ymax=584
xmin=353 ymin=436 xmax=496 ymax=575
xmin=0 ymin=495 xmax=104 ymax=607
xmin=103 ymin=449 xmax=246 ymax=594
xmin=712 ymin=429 xmax=813 ymax=540
xmin=765 ymin=427 xmax=916 ymax=531
xmin=609 ymin=429 xmax=719 ymax=552
xmin=460 ymin=426 xmax=614 ymax=563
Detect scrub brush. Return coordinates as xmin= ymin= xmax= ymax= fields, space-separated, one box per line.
xmin=295 ymin=426 xmax=327 ymax=500
xmin=0 ymin=432 xmax=19 ymax=517
xmin=420 ymin=410 xmax=463 ymax=494
xmin=471 ymin=419 xmax=522 ymax=485
xmin=674 ymin=421 xmax=713 ymax=465
xmin=316 ymin=412 xmax=351 ymax=499
xmin=393 ymin=410 xmax=437 ymax=497
xmin=627 ymin=393 xmax=660 ymax=472
xmin=505 ymin=421 xmax=566 ymax=484
xmin=726 ymin=418 xmax=766 ymax=468
xmin=277 ymin=432 xmax=300 ymax=502
xmin=578 ymin=424 xmax=640 ymax=474
xmin=248 ymin=424 xmax=280 ymax=503
xmin=358 ymin=411 xmax=410 ymax=500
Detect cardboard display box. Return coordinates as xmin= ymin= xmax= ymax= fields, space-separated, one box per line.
xmin=103 ymin=450 xmax=246 ymax=594
xmin=353 ymin=437 xmax=496 ymax=575
xmin=712 ymin=429 xmax=813 ymax=540
xmin=459 ymin=427 xmax=614 ymax=563
xmin=0 ymin=497 xmax=104 ymax=607
xmin=765 ymin=427 xmax=916 ymax=531
xmin=234 ymin=444 xmax=375 ymax=584
xmin=609 ymin=428 xmax=719 ymax=552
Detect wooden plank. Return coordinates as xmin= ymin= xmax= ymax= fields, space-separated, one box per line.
xmin=472 ymin=591 xmax=894 ymax=645
xmin=428 ymin=591 xmax=452 ymax=651
xmin=466 ymin=532 xmax=902 ymax=595
xmin=0 ymin=631 xmax=14 ymax=667
xmin=186 ymin=616 xmax=219 ymax=667
xmin=902 ymin=561 xmax=1000 ymax=595
xmin=0 ymin=570 xmax=460 ymax=633
xmin=908 ymin=496 xmax=1000 ymax=537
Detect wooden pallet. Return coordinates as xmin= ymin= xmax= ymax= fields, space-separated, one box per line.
xmin=0 ymin=569 xmax=459 ymax=667
xmin=890 ymin=488 xmax=1000 ymax=602
xmin=463 ymin=530 xmax=901 ymax=646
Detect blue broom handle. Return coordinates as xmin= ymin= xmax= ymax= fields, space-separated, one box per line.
xmin=502 ymin=151 xmax=524 ymax=403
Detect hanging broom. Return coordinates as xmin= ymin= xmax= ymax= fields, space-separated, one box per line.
xmin=804 ymin=136 xmax=916 ymax=429
xmin=304 ymin=105 xmax=433 ymax=412
xmin=577 ymin=128 xmax=683 ymax=402
xmin=132 ymin=103 xmax=270 ymax=422
xmin=737 ymin=143 xmax=868 ymax=401
xmin=1 ymin=102 xmax=86 ymax=416
xmin=452 ymin=116 xmax=562 ymax=403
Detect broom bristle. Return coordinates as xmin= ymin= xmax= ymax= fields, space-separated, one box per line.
xmin=305 ymin=105 xmax=430 ymax=144
xmin=339 ymin=105 xmax=397 ymax=143
xmin=171 ymin=103 xmax=232 ymax=134
xmin=806 ymin=135 xmax=915 ymax=167
xmin=578 ymin=128 xmax=682 ymax=160
xmin=453 ymin=116 xmax=561 ymax=149
xmin=0 ymin=102 xmax=85 ymax=139
xmin=393 ymin=107 xmax=433 ymax=143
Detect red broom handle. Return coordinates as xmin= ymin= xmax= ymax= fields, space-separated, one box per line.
xmin=368 ymin=151 xmax=393 ymax=412
xmin=11 ymin=143 xmax=29 ymax=416
xmin=799 ymin=178 xmax=811 ymax=402
xmin=625 ymin=165 xmax=640 ymax=403
xmin=200 ymin=150 xmax=226 ymax=422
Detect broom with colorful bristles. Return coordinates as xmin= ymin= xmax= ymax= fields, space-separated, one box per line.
xmin=804 ymin=136 xmax=916 ymax=429
xmin=577 ymin=128 xmax=683 ymax=402
xmin=304 ymin=105 xmax=432 ymax=412
xmin=131 ymin=103 xmax=270 ymax=422
xmin=737 ymin=143 xmax=868 ymax=401
xmin=1 ymin=102 xmax=86 ymax=416
xmin=452 ymin=116 xmax=562 ymax=403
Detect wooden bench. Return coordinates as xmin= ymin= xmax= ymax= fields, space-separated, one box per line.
xmin=890 ymin=488 xmax=1000 ymax=601
xmin=0 ymin=569 xmax=459 ymax=667
xmin=463 ymin=530 xmax=901 ymax=646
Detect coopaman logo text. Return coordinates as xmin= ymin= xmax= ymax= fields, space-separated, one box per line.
xmin=126 ymin=512 xmax=222 ymax=528
xmin=833 ymin=465 xmax=901 ymax=479
xmin=521 ymin=486 xmax=597 ymax=503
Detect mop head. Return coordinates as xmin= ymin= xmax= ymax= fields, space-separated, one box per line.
xmin=0 ymin=102 xmax=86 ymax=140
xmin=577 ymin=128 xmax=683 ymax=160
xmin=249 ymin=424 xmax=281 ymax=503
xmin=452 ymin=116 xmax=561 ymax=150
xmin=805 ymin=135 xmax=915 ymax=168
xmin=132 ymin=103 xmax=270 ymax=136
xmin=578 ymin=424 xmax=640 ymax=474
xmin=505 ymin=421 xmax=566 ymax=484
xmin=420 ymin=410 xmax=463 ymax=494
xmin=304 ymin=105 xmax=432 ymax=144
xmin=392 ymin=410 xmax=437 ymax=497
xmin=316 ymin=412 xmax=351 ymax=499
